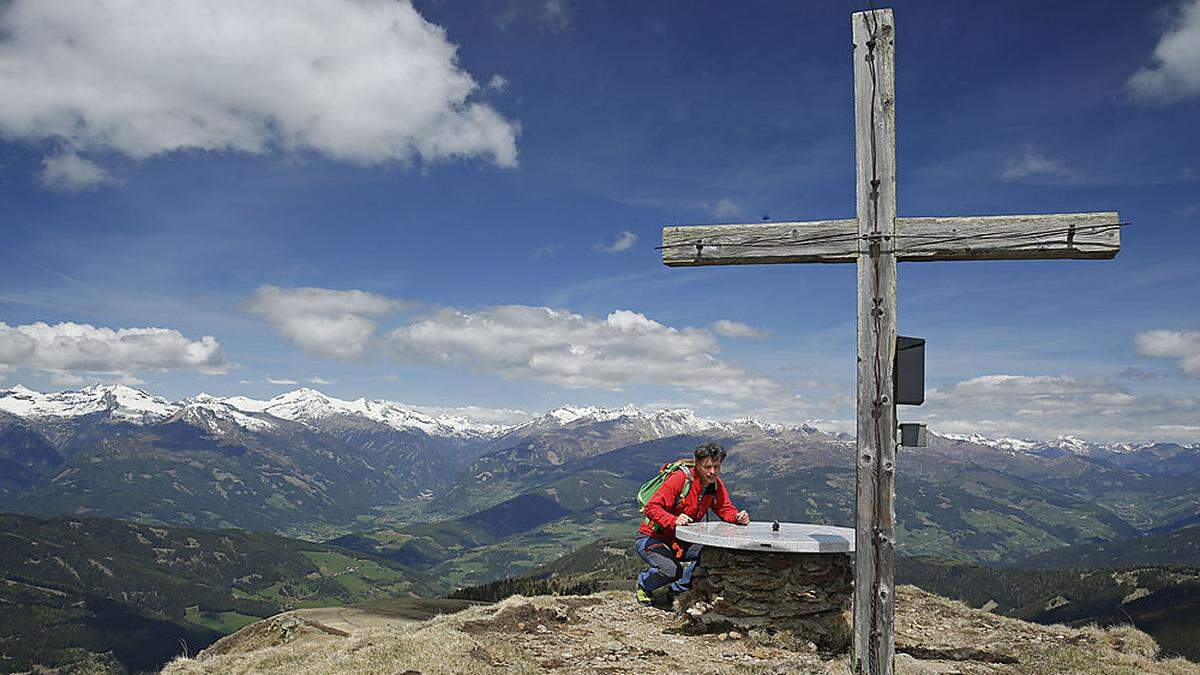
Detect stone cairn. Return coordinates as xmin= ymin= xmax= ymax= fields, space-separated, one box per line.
xmin=675 ymin=547 xmax=853 ymax=652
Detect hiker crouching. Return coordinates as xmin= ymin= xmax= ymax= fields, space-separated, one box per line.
xmin=634 ymin=441 xmax=750 ymax=605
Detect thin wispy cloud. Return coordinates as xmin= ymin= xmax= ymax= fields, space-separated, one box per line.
xmin=544 ymin=269 xmax=667 ymax=308
xmin=1116 ymin=366 xmax=1174 ymax=381
xmin=487 ymin=75 xmax=509 ymax=93
xmin=496 ymin=0 xmax=571 ymax=32
xmin=532 ymin=244 xmax=563 ymax=259
xmin=0 ymin=0 xmax=520 ymax=189
xmin=707 ymin=198 xmax=742 ymax=220
xmin=267 ymin=377 xmax=299 ymax=385
xmin=1128 ymin=0 xmax=1200 ymax=103
xmin=1000 ymin=147 xmax=1074 ymax=182
xmin=307 ymin=376 xmax=333 ymax=385
xmin=594 ymin=230 xmax=638 ymax=253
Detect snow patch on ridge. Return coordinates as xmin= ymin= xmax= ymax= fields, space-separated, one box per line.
xmin=938 ymin=431 xmax=1157 ymax=457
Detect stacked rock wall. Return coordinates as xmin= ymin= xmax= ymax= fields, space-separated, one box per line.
xmin=676 ymin=548 xmax=853 ymax=652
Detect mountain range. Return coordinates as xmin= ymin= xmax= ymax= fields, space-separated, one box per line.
xmin=0 ymin=384 xmax=822 ymax=536
xmin=4 ymin=383 xmax=1190 ymax=458
xmin=2 ymin=383 xmax=1198 ymax=574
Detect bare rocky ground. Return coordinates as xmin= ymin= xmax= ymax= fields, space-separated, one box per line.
xmin=164 ymin=586 xmax=1199 ymax=674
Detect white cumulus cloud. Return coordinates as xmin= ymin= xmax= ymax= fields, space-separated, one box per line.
xmin=246 ymin=285 xmax=409 ymax=359
xmin=594 ymin=230 xmax=638 ymax=253
xmin=0 ymin=322 xmax=226 ymax=379
xmin=384 ymin=305 xmax=779 ymax=399
xmin=711 ymin=319 xmax=769 ymax=339
xmin=0 ymin=0 xmax=519 ymax=188
xmin=1136 ymin=329 xmax=1200 ymax=376
xmin=38 ymin=151 xmax=119 ymax=192
xmin=1128 ymin=0 xmax=1200 ymax=103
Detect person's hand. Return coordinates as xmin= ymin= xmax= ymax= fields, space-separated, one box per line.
xmin=736 ymin=510 xmax=750 ymax=525
xmin=674 ymin=513 xmax=693 ymax=527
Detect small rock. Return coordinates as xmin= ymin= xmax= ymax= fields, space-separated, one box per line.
xmin=562 ymin=652 xmax=574 ymax=659
xmin=729 ymin=630 xmax=743 ymax=640
xmin=718 ymin=633 xmax=729 ymax=641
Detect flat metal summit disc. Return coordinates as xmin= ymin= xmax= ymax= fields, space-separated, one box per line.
xmin=675 ymin=521 xmax=855 ymax=553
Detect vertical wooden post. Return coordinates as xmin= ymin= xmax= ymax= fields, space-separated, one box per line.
xmin=852 ymin=8 xmax=897 ymax=675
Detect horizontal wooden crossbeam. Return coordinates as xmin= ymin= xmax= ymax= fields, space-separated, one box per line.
xmin=661 ymin=211 xmax=1121 ymax=266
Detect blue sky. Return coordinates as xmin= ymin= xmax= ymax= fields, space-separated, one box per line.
xmin=1 ymin=0 xmax=1198 ymax=441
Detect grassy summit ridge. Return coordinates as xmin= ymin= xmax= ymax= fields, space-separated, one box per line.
xmin=164 ymin=587 xmax=1198 ymax=674
xmin=451 ymin=530 xmax=1200 ymax=663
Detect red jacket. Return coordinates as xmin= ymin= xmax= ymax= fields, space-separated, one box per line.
xmin=638 ymin=467 xmax=740 ymax=543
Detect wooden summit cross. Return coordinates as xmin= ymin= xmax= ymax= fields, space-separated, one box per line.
xmin=659 ymin=9 xmax=1120 ymax=674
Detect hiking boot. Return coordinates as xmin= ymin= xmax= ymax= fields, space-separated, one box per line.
xmin=635 ymin=587 xmax=653 ymax=605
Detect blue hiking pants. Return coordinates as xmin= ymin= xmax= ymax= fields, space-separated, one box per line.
xmin=634 ymin=535 xmax=703 ymax=593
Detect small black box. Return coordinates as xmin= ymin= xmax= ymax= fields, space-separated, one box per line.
xmin=899 ymin=423 xmax=928 ymax=447
xmin=895 ymin=336 xmax=925 ymax=406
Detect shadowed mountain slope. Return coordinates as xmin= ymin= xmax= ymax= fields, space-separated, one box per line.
xmin=0 ymin=513 xmax=430 ymax=673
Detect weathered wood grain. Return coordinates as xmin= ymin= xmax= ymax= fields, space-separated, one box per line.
xmin=661 ymin=219 xmax=857 ymax=266
xmin=853 ymin=9 xmax=896 ymax=675
xmin=661 ymin=212 xmax=1121 ymax=266
xmin=896 ymin=212 xmax=1120 ymax=261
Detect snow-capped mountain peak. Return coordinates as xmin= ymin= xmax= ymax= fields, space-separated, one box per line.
xmin=1050 ymin=435 xmax=1092 ymax=453
xmin=210 ymin=388 xmax=509 ymax=440
xmin=513 ymin=404 xmax=719 ymax=434
xmin=940 ymin=433 xmax=1041 ymax=452
xmin=171 ymin=399 xmax=276 ymax=435
xmin=936 ymin=431 xmax=1172 ymax=458
xmin=728 ymin=416 xmax=822 ymax=435
xmin=0 ymin=383 xmax=177 ymax=423
xmin=502 ymin=403 xmax=835 ymax=439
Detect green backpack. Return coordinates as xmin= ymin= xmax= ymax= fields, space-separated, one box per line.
xmin=637 ymin=459 xmax=694 ymax=530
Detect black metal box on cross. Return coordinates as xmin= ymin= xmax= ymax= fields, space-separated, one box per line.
xmin=894 ymin=336 xmax=925 ymax=406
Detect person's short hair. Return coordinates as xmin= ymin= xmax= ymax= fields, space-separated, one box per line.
xmin=694 ymin=441 xmax=727 ymax=462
